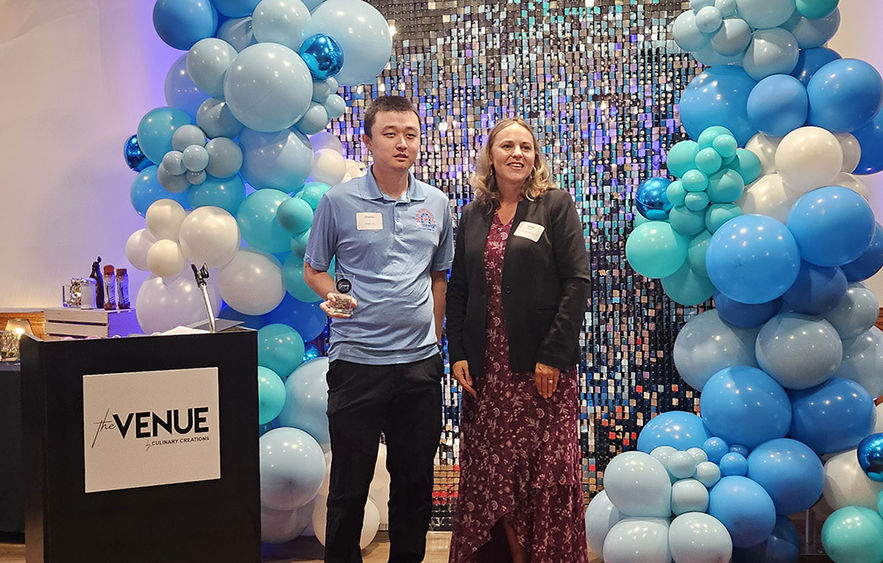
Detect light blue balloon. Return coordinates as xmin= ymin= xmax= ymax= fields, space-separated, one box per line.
xmin=701 ymin=365 xmax=792 ymax=449
xmin=182 ymin=144 xmax=209 ymax=171
xmin=603 ymin=518 xmax=671 ymax=562
xmin=153 ymin=0 xmax=218 ymax=51
xmin=239 ymin=128 xmax=313 ymax=191
xmin=130 ymin=165 xmax=190 ymax=216
xmin=604 ymin=451 xmax=672 ymax=518
xmin=673 ymin=11 xmax=709 ymax=52
xmin=756 ymin=313 xmax=842 ymax=390
xmin=293 ymin=102 xmax=330 ymax=135
xmin=186 ymin=38 xmax=237 ymax=98
xmin=661 ymin=262 xmax=715 ymax=306
xmin=733 ymin=514 xmax=800 ymax=563
xmin=258 ymin=366 xmax=286 ymax=424
xmin=807 ymin=58 xmax=883 ymax=134
xmin=679 ymin=66 xmax=757 ymax=146
xmin=667 ymin=140 xmax=699 ymax=178
xmin=186 ymin=170 xmax=206 ymax=185
xmin=836 ymin=327 xmax=883 ymax=399
xmin=673 ymin=309 xmax=759 ymax=391
xmin=706 ymin=214 xmax=800 ymax=304
xmin=742 ymin=28 xmax=799 ymax=82
xmin=747 ymin=74 xmax=808 ymax=138
xmin=276 ymin=196 xmax=314 ymax=234
xmin=259 ymin=427 xmax=325 ymax=509
xmin=821 ymin=506 xmax=883 ymax=563
xmin=324 ymin=94 xmax=346 ymax=119
xmin=237 ymin=188 xmax=292 ymax=253
xmin=783 ymin=8 xmax=840 ymax=49
xmin=787 ymin=186 xmax=875 ymax=267
xmin=825 ymin=283 xmax=880 ymax=339
xmin=137 ymin=107 xmax=193 ymax=165
xmin=282 ymin=254 xmax=323 ymax=302
xmin=669 ymin=512 xmax=733 ymax=563
xmin=671 ymin=479 xmax=709 ymax=515
xmin=205 ymin=137 xmax=244 ymax=178
xmin=584 ymin=491 xmax=623 ymax=560
xmin=714 ymin=0 xmax=737 ymax=17
xmin=278 ymin=357 xmax=330 ymax=446
xmin=223 ymin=42 xmax=313 ymax=133
xmin=708 ymin=475 xmax=777 ymax=548
xmin=735 ymin=0 xmax=795 ymax=29
xmin=171 ymin=124 xmax=207 ymax=152
xmin=637 ymin=410 xmax=711 ymax=453
xmin=747 ymin=438 xmax=823 ymax=515
xmin=667 ymin=452 xmax=700 ymax=480
xmin=217 ymin=16 xmax=257 ymax=51
xmin=625 ymin=221 xmax=689 ymax=279
xmin=258 ymin=323 xmax=306 ymax=380
xmin=252 ymin=0 xmax=311 ymax=50
xmin=710 ymin=17 xmax=751 ymax=56
xmin=789 ymin=377 xmax=876 ymax=455
xmin=694 ymin=6 xmax=723 ymax=34
xmin=649 ymin=445 xmax=678 ymax=468
xmin=164 ymin=54 xmax=206 ymax=119
xmin=312 ymin=77 xmax=339 ymax=103
xmin=695 ymin=461 xmax=722 ymax=488
xmin=161 ymin=151 xmax=186 ymax=175
xmin=301 ymin=0 xmax=393 ymax=86
xmin=188 ymin=173 xmax=246 ymax=214
xmin=197 ymin=98 xmax=244 ymax=139
xmin=213 ymin=0 xmax=260 ymax=18
xmin=693 ymin=43 xmax=744 ymax=66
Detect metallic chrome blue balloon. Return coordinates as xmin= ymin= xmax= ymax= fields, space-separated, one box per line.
xmin=635 ymin=176 xmax=673 ymax=220
xmin=124 ymin=134 xmax=150 ymax=172
xmin=857 ymin=432 xmax=883 ymax=482
xmin=298 ymin=34 xmax=344 ymax=80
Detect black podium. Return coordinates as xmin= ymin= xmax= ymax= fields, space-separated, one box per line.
xmin=20 ymin=331 xmax=260 ymax=563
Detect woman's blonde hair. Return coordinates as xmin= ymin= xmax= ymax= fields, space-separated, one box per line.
xmin=470 ymin=118 xmax=556 ymax=208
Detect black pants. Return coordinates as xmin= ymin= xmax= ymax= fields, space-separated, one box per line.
xmin=324 ymin=354 xmax=443 ymax=563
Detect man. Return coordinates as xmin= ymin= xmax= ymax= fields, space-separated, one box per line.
xmin=303 ymin=95 xmax=453 ymax=563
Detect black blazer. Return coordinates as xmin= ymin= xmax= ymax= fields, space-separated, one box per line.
xmin=446 ymin=188 xmax=590 ymax=378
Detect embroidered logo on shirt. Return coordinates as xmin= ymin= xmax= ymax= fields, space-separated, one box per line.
xmin=415 ymin=208 xmax=437 ymax=231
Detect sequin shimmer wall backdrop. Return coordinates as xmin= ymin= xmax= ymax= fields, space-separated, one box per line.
xmin=328 ymin=0 xmax=701 ymax=528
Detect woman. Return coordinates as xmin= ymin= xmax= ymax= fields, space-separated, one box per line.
xmin=446 ymin=118 xmax=590 ymax=562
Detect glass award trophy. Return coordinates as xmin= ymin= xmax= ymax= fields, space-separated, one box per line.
xmin=327 ymin=272 xmax=355 ymax=317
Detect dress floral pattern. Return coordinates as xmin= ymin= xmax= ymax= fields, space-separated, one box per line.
xmin=449 ymin=214 xmax=588 ymax=563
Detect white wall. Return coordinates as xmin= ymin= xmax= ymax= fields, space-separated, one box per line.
xmin=0 ymin=1 xmax=881 ymax=307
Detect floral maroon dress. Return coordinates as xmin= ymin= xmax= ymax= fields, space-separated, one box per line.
xmin=449 ymin=214 xmax=588 ymax=563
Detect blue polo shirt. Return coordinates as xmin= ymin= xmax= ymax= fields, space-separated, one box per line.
xmin=304 ymin=168 xmax=454 ymax=364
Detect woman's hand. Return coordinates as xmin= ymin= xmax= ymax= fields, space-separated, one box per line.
xmin=535 ymin=362 xmax=560 ymax=399
xmin=452 ymin=360 xmax=477 ymax=397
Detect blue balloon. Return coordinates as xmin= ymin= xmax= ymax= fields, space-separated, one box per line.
xmin=218 ymin=303 xmax=266 ymax=329
xmin=780 ymin=261 xmax=847 ymax=316
xmin=787 ymin=186 xmax=875 ymax=267
xmin=299 ymin=34 xmax=345 ymax=80
xmin=187 ymin=174 xmax=246 ymax=215
xmin=857 ymin=433 xmax=883 ymax=482
xmin=258 ymin=323 xmax=306 ymax=380
xmin=733 ymin=515 xmax=801 ymax=563
xmin=747 ymin=438 xmax=823 ymax=514
xmin=747 ymin=74 xmax=808 ymax=138
xmin=130 ymin=165 xmax=190 ymax=217
xmin=789 ymin=377 xmax=876 ymax=455
xmin=636 ymin=410 xmax=711 ymax=453
xmin=258 ymin=366 xmax=286 ymax=424
xmin=278 ymin=357 xmax=330 ymax=446
xmin=237 ymin=189 xmax=292 ymax=253
xmin=635 ymin=177 xmax=673 ymax=221
xmin=791 ymin=46 xmax=841 ymax=86
xmin=720 ymin=452 xmax=749 ymax=477
xmin=264 ymin=293 xmax=329 ymax=342
xmin=714 ymin=293 xmax=781 ymax=329
xmin=841 ymin=223 xmax=883 ymax=281
xmin=124 ymin=134 xmax=150 ymax=172
xmin=153 ymin=0 xmax=218 ymax=51
xmin=702 ymin=437 xmax=730 ymax=464
xmin=679 ymin=66 xmax=758 ymax=145
xmin=853 ymin=110 xmax=883 ymax=175
xmin=708 ymin=476 xmax=777 ymax=548
xmin=213 ymin=0 xmax=260 ymax=18
xmin=700 ymin=366 xmax=792 ymax=450
xmin=706 ymin=214 xmax=801 ymax=304
xmin=807 ymin=58 xmax=883 ymax=133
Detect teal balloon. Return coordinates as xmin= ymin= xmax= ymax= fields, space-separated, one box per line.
xmin=732 ymin=148 xmax=762 ymax=184
xmin=282 ymin=254 xmax=323 ymax=302
xmin=684 ymin=192 xmax=710 ymax=212
xmin=137 ymin=107 xmax=193 ymax=165
xmin=669 ymin=205 xmax=707 ymax=237
xmin=290 ymin=228 xmax=311 ymax=259
xmin=666 ymin=180 xmax=687 ymax=207
xmin=276 ymin=196 xmax=314 ymax=234
xmin=687 ymin=230 xmax=711 ymax=277
xmin=705 ymin=203 xmax=742 ymax=233
xmin=130 ymin=165 xmax=190 ymax=217
xmin=682 ymin=169 xmax=709 ymax=192
xmin=662 ymin=262 xmax=715 ymax=305
xmin=237 ymin=189 xmax=292 ymax=253
xmin=822 ymin=506 xmax=883 ymax=563
xmin=712 ymin=134 xmax=738 ymax=159
xmin=625 ymin=221 xmax=689 ymax=279
xmin=796 ymin=0 xmax=838 ymax=19
xmin=695 ymin=147 xmax=723 ymax=175
xmin=698 ymin=126 xmax=736 ymax=149
xmin=707 ymin=170 xmax=744 ymax=203
xmin=258 ymin=323 xmax=306 ymax=380
xmin=667 ymin=140 xmax=699 ymax=178
xmin=298 ymin=182 xmax=331 ymax=209
xmin=188 ymin=173 xmax=245 ymax=215
xmin=299 ymin=34 xmax=345 ymax=79
xmin=257 ymin=366 xmax=286 ymax=424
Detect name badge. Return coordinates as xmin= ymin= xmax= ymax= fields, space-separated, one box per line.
xmin=356 ymin=212 xmax=383 ymax=230
xmin=513 ymin=221 xmax=545 ymax=242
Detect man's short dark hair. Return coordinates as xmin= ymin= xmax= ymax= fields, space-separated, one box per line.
xmin=363 ymin=95 xmax=421 ymax=138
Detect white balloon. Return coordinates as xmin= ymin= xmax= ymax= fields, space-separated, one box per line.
xmin=668 ymin=512 xmax=732 ymax=563
xmin=822 ymin=449 xmax=883 ymax=511
xmin=875 ymin=403 xmax=883 ymax=433
xmin=775 ymin=126 xmax=843 ymax=194
xmin=125 ymin=228 xmax=158 ymax=271
xmin=145 ymin=199 xmax=188 ymax=241
xmin=312 ymin=494 xmax=380 ymax=550
xmin=217 ymin=249 xmax=285 ymax=315
xmin=146 ymin=239 xmax=186 ymax=279
xmin=311 ymin=149 xmax=347 ymax=186
xmin=738 ymin=173 xmax=796 ymax=224
xmin=317 ymin=450 xmax=333 ymax=495
xmin=745 ymin=132 xmax=781 ymax=177
xmin=261 ymin=503 xmax=312 ymax=543
xmin=832 ymin=172 xmax=870 ymax=201
xmin=179 ymin=206 xmax=240 ymax=268
xmin=368 ymin=443 xmax=391 ymax=526
xmin=585 ymin=490 xmax=623 ymax=559
xmin=836 ymin=133 xmax=862 ymax=173
xmin=135 ymin=275 xmax=221 ymax=333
